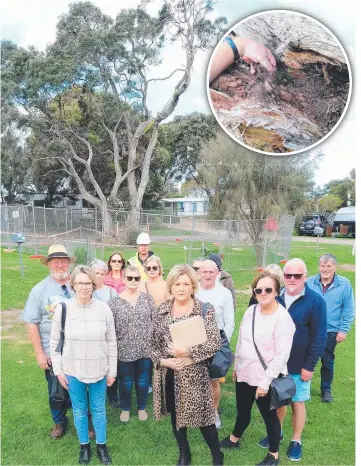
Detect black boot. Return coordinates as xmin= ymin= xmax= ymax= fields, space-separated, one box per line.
xmin=177 ymin=442 xmax=191 ymax=465
xmin=96 ymin=443 xmax=112 ymax=465
xmin=79 ymin=443 xmax=91 ymax=465
xmin=212 ymin=451 xmax=224 ymax=466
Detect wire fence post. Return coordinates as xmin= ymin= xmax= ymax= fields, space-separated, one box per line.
xmin=6 ymin=204 xmax=11 ymax=249
xmin=262 ymin=227 xmax=268 ymax=268
xmin=43 ymin=205 xmax=47 ymax=243
xmin=32 ymin=203 xmax=38 ymax=254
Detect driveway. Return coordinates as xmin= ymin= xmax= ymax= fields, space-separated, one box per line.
xmin=292 ymin=236 xmax=355 ymax=246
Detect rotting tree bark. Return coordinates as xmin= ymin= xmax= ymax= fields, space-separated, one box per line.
xmin=210 ymin=12 xmax=350 ymax=153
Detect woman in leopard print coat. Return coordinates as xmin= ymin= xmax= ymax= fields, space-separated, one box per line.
xmin=150 ymin=264 xmax=224 ymax=465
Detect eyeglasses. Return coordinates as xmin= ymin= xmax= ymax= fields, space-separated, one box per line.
xmin=75 ymin=282 xmax=93 ymax=288
xmin=126 ymin=276 xmax=141 ymax=282
xmin=192 ymin=267 xmax=200 ymax=271
xmin=111 ymin=259 xmax=123 ymax=264
xmin=284 ymin=273 xmax=304 ymax=280
xmin=146 ymin=266 xmax=158 ymax=271
xmin=254 ymin=287 xmax=274 ymax=295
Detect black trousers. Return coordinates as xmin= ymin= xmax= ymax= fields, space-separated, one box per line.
xmin=233 ymin=382 xmax=281 ymax=454
xmin=166 ymin=369 xmax=221 ymax=459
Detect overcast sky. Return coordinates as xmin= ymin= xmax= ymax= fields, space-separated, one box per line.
xmin=1 ymin=0 xmax=357 ymax=188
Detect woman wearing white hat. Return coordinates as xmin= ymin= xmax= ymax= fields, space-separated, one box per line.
xmin=128 ymin=232 xmax=153 ymax=281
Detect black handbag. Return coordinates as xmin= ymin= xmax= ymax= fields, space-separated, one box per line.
xmin=252 ymin=305 xmax=296 ymax=410
xmin=49 ymin=303 xmax=69 ymax=410
xmin=201 ymin=302 xmax=234 ymax=379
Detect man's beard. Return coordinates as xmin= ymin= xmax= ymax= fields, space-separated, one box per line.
xmin=51 ymin=271 xmax=69 ymax=280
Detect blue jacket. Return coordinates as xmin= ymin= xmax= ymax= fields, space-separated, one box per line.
xmin=307 ymin=274 xmax=355 ymax=334
xmin=281 ymin=284 xmax=327 ymax=374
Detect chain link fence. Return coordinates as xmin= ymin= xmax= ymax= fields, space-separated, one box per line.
xmin=1 ymin=205 xmax=295 ymax=272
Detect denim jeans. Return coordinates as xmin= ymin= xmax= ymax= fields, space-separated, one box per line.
xmin=117 ymin=358 xmax=152 ymax=411
xmin=320 ymin=331 xmax=338 ymax=390
xmin=67 ymin=375 xmax=107 ymax=444
xmin=45 ymin=370 xmax=69 ymax=425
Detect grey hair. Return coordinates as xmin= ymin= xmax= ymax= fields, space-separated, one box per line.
xmin=319 ymin=254 xmax=337 ymax=265
xmin=192 ymin=257 xmax=205 ymax=264
xmin=284 ymin=258 xmax=308 ymax=274
xmin=89 ymin=259 xmax=109 ymax=274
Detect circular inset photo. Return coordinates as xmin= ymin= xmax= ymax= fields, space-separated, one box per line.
xmin=207 ymin=10 xmax=352 ymax=155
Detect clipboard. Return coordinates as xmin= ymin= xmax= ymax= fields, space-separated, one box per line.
xmin=169 ymin=315 xmax=207 ymax=366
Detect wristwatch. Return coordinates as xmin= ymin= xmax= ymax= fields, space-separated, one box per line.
xmin=224 ymin=36 xmax=240 ymax=61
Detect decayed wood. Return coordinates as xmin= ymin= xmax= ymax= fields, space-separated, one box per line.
xmin=210 ymin=12 xmax=350 ymax=153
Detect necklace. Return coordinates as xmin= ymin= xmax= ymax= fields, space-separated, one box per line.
xmin=172 ymin=299 xmax=193 ymax=321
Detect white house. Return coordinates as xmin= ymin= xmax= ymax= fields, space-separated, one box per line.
xmin=161 ymin=197 xmax=209 ymax=216
xmin=15 ymin=193 xmax=83 ymax=209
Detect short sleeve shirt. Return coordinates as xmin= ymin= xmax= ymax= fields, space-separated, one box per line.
xmin=21 ymin=275 xmax=74 ymax=356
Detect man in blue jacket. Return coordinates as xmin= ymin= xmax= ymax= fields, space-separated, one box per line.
xmin=258 ymin=258 xmax=327 ymax=462
xmin=307 ymin=253 xmax=355 ymax=403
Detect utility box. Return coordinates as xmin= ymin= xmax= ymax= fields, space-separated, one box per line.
xmin=340 ymin=225 xmax=349 ymax=236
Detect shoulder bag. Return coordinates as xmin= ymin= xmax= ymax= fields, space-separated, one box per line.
xmin=201 ymin=302 xmax=234 ymax=379
xmin=252 ymin=304 xmax=296 ymax=410
xmin=50 ymin=302 xmax=69 ymax=410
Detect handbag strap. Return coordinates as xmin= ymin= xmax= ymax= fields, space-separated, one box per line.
xmin=55 ymin=302 xmax=67 ymax=354
xmin=252 ymin=304 xmax=268 ymax=371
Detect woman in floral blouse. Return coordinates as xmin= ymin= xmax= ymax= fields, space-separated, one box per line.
xmin=108 ymin=266 xmax=155 ymax=423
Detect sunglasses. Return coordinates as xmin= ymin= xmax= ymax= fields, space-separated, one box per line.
xmin=284 ymin=273 xmax=304 ymax=280
xmin=254 ymin=287 xmax=274 ymax=295
xmin=193 ymin=267 xmax=200 ymax=271
xmin=111 ymin=259 xmax=123 ymax=264
xmin=146 ymin=266 xmax=158 ymax=271
xmin=126 ymin=276 xmax=141 ymax=282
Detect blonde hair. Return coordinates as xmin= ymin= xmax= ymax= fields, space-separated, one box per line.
xmin=166 ymin=264 xmax=199 ymax=295
xmin=265 ymin=263 xmax=284 ymax=287
xmin=144 ymin=255 xmax=163 ymax=277
xmin=70 ymin=265 xmax=97 ymax=292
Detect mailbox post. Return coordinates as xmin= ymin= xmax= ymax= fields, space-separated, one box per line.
xmin=11 ymin=233 xmax=25 ymax=278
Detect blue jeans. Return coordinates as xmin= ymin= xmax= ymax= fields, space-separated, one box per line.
xmin=117 ymin=358 xmax=152 ymax=411
xmin=67 ymin=375 xmax=107 ymax=444
xmin=320 ymin=332 xmax=338 ymax=390
xmin=45 ymin=369 xmax=68 ymax=425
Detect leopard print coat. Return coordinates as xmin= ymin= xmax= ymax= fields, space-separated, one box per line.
xmin=151 ymin=297 xmax=221 ymax=429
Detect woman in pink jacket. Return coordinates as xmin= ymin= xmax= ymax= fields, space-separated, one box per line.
xmin=220 ymin=271 xmax=295 ymax=466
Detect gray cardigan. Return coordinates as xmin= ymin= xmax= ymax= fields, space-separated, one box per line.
xmin=50 ymin=297 xmax=117 ymax=383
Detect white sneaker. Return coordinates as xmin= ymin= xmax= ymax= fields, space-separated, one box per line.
xmin=215 ymin=411 xmax=222 ymax=429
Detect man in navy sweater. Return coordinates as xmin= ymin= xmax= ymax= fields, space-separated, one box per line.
xmin=258 ymin=258 xmax=327 ymax=462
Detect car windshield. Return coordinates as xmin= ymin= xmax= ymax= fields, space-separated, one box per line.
xmin=304 ymin=216 xmax=318 ymax=221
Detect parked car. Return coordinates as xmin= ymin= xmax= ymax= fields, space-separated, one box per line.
xmin=298 ymin=213 xmax=329 ymax=236
xmin=332 ymin=206 xmax=355 ymax=237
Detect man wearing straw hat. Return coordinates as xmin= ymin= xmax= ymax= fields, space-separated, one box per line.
xmin=21 ymin=245 xmax=76 ymax=439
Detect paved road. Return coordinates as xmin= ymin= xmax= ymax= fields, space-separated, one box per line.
xmin=292 ymin=236 xmax=355 ymax=246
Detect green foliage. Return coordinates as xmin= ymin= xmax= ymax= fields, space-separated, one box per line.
xmin=319 ymin=194 xmax=343 ymax=214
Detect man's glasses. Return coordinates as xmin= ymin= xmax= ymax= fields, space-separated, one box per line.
xmin=254 ymin=287 xmax=274 ymax=295
xmin=111 ymin=259 xmax=123 ymax=264
xmin=284 ymin=273 xmax=304 ymax=280
xmin=75 ymin=282 xmax=93 ymax=288
xmin=126 ymin=276 xmax=141 ymax=282
xmin=146 ymin=266 xmax=158 ymax=271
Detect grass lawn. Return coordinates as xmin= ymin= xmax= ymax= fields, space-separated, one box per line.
xmin=1 ymin=241 xmax=355 ymax=465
